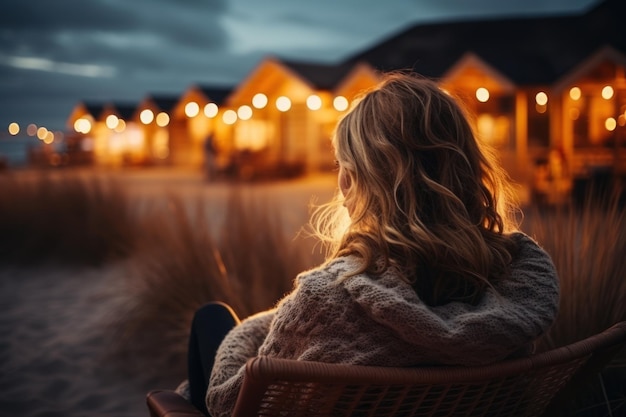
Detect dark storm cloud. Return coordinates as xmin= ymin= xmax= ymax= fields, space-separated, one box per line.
xmin=0 ymin=0 xmax=230 ymax=61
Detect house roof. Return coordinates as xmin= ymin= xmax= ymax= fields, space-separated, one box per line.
xmin=83 ymin=103 xmax=105 ymax=119
xmin=345 ymin=0 xmax=625 ymax=85
xmin=280 ymin=59 xmax=355 ymax=91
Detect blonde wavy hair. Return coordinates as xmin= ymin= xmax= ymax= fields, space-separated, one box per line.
xmin=312 ymin=72 xmax=520 ymax=306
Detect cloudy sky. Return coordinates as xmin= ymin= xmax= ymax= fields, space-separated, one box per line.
xmin=0 ymin=0 xmax=599 ymax=135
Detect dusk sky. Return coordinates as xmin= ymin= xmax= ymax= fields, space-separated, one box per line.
xmin=0 ymin=0 xmax=599 ymax=136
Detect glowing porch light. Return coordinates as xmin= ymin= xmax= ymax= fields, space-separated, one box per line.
xmin=569 ymin=87 xmax=581 ymax=101
xmin=43 ymin=131 xmax=54 ymax=144
xmin=156 ymin=112 xmax=170 ymax=127
xmin=238 ymin=105 xmax=253 ymax=120
xmin=8 ymin=122 xmax=19 ymax=135
xmin=535 ymin=92 xmax=548 ymax=106
xmin=223 ymin=109 xmax=237 ymax=125
xmin=307 ymin=94 xmax=322 ymax=110
xmin=106 ymin=114 xmax=119 ymax=129
xmin=27 ymin=124 xmax=37 ymax=136
xmin=114 ymin=119 xmax=126 ymax=133
xmin=204 ymin=103 xmax=218 ymax=118
xmin=602 ymin=86 xmax=614 ymax=100
xmin=140 ymin=109 xmax=154 ymax=124
xmin=476 ymin=88 xmax=490 ymax=103
xmin=37 ymin=127 xmax=48 ymax=140
xmin=605 ymin=117 xmax=617 ymax=131
xmin=276 ymin=96 xmax=291 ymax=112
xmin=252 ymin=93 xmax=268 ymax=109
xmin=74 ymin=118 xmax=92 ymax=134
xmin=333 ymin=96 xmax=349 ymax=111
xmin=185 ymin=102 xmax=200 ymax=117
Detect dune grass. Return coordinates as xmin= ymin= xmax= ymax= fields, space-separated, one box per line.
xmin=521 ymin=193 xmax=626 ymax=417
xmin=1 ymin=171 xmax=624 ymax=413
xmin=0 ymin=171 xmax=135 ymax=266
xmin=109 ymin=190 xmax=314 ymax=383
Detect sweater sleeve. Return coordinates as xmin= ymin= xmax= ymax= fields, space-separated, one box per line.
xmin=206 ymin=309 xmax=275 ymax=417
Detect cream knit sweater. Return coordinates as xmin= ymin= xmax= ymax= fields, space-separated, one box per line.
xmin=206 ymin=233 xmax=559 ymax=417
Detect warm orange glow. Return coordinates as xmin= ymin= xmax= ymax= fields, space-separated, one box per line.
xmin=43 ymin=131 xmax=54 ymax=144
xmin=156 ymin=112 xmax=170 ymax=127
xmin=252 ymin=93 xmax=268 ymax=109
xmin=476 ymin=88 xmax=489 ymax=103
xmin=185 ymin=102 xmax=200 ymax=117
xmin=535 ymin=92 xmax=548 ymax=106
xmin=618 ymin=115 xmax=626 ymax=127
xmin=535 ymin=104 xmax=547 ymax=114
xmin=223 ymin=109 xmax=237 ymax=125
xmin=605 ymin=117 xmax=617 ymax=131
xmin=238 ymin=105 xmax=252 ymax=120
xmin=26 ymin=123 xmax=37 ymax=136
xmin=106 ymin=114 xmax=119 ymax=129
xmin=569 ymin=87 xmax=581 ymax=101
xmin=204 ymin=103 xmax=218 ymax=118
xmin=333 ymin=96 xmax=349 ymax=111
xmin=602 ymin=85 xmax=614 ymax=100
xmin=8 ymin=122 xmax=19 ymax=135
xmin=74 ymin=118 xmax=92 ymax=134
xmin=140 ymin=109 xmax=154 ymax=124
xmin=569 ymin=108 xmax=580 ymax=120
xmin=307 ymin=94 xmax=322 ymax=110
xmin=276 ymin=96 xmax=291 ymax=112
xmin=114 ymin=119 xmax=126 ymax=133
xmin=37 ymin=126 xmax=48 ymax=140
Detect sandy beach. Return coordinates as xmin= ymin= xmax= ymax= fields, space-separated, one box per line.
xmin=0 ymin=169 xmax=337 ymax=417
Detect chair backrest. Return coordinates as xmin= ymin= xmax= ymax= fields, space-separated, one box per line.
xmin=231 ymin=322 xmax=626 ymax=417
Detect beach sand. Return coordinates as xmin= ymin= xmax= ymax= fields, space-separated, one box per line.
xmin=0 ymin=169 xmax=336 ymax=417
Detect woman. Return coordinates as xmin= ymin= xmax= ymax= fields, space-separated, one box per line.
xmin=182 ymin=72 xmax=560 ymax=417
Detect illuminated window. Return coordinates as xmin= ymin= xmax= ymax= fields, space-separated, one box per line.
xmin=605 ymin=117 xmax=617 ymax=131
xmin=106 ymin=115 xmax=119 ymax=129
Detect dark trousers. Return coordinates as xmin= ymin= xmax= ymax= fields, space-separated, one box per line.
xmin=187 ymin=302 xmax=240 ymax=416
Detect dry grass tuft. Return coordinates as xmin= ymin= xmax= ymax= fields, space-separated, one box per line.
xmin=0 ymin=171 xmax=135 ymax=266
xmin=521 ymin=193 xmax=626 ymax=417
xmin=109 ymin=191 xmax=312 ymax=383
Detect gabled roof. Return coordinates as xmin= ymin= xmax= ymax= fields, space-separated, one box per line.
xmin=345 ymin=0 xmax=625 ymax=85
xmin=280 ymin=59 xmax=355 ymax=91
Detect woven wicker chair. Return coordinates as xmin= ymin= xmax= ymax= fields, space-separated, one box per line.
xmin=147 ymin=321 xmax=626 ymax=417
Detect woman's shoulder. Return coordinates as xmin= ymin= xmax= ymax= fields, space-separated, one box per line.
xmin=295 ymin=256 xmax=362 ymax=286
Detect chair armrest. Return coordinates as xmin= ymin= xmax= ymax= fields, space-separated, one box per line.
xmin=146 ymin=390 xmax=205 ymax=417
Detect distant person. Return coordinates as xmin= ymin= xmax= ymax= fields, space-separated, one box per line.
xmin=178 ymin=72 xmax=560 ymax=417
xmin=203 ymin=134 xmax=217 ymax=181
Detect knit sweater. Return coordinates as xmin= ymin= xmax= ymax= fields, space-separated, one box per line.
xmin=206 ymin=233 xmax=559 ymax=417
